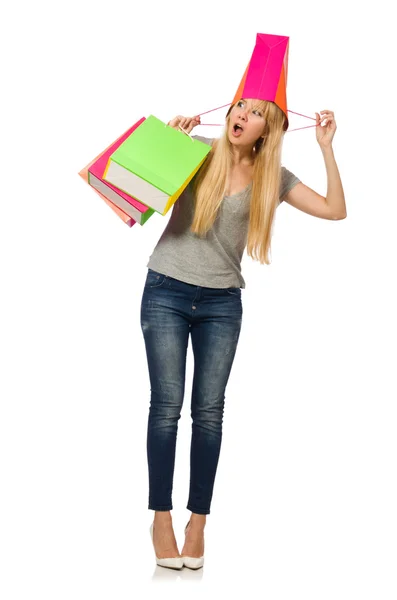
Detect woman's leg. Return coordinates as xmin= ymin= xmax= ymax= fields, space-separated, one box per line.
xmin=182 ymin=286 xmax=242 ymax=558
xmin=140 ymin=270 xmax=191 ymax=559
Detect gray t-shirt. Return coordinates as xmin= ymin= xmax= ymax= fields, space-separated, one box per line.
xmin=146 ymin=135 xmax=300 ymax=289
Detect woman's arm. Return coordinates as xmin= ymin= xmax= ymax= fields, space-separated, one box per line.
xmin=283 ymin=110 xmax=347 ymax=220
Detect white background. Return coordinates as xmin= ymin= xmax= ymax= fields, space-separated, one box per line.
xmin=1 ymin=0 xmax=396 ymax=598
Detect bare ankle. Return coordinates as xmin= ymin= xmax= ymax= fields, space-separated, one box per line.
xmin=154 ymin=511 xmax=173 ymax=523
xmin=188 ymin=513 xmax=206 ymax=529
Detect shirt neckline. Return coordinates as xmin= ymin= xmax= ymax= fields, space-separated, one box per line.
xmin=224 ymin=182 xmax=252 ymax=199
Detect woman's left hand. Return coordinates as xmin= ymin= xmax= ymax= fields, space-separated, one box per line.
xmin=315 ymin=110 xmax=337 ymax=148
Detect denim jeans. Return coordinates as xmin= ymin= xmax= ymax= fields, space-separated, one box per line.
xmin=140 ymin=268 xmax=243 ymax=515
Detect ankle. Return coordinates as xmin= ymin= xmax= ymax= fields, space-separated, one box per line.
xmin=187 ymin=513 xmax=206 ymax=530
xmin=154 ymin=511 xmax=173 ymax=524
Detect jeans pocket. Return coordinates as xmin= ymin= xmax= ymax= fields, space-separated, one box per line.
xmin=226 ymin=287 xmax=241 ymax=296
xmin=146 ymin=269 xmax=167 ymax=289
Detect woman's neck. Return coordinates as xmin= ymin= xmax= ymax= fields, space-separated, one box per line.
xmin=230 ymin=144 xmax=255 ymax=166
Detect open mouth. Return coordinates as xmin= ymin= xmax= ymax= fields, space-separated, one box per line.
xmin=233 ymin=123 xmax=244 ymax=132
xmin=232 ymin=123 xmax=244 ymax=137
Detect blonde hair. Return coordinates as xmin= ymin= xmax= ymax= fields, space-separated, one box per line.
xmin=191 ymin=100 xmax=286 ymax=265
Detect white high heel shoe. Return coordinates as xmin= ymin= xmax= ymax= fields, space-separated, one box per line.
xmin=182 ymin=521 xmax=204 ymax=569
xmin=149 ymin=523 xmax=184 ymax=570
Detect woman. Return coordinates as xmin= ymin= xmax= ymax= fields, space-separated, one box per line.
xmin=142 ymin=97 xmax=346 ymax=569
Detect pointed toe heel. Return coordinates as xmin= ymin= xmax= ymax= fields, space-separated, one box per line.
xmin=182 ymin=520 xmax=204 ymax=569
xmin=149 ymin=523 xmax=184 ymax=570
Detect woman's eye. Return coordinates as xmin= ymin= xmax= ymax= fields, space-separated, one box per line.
xmin=253 ymin=110 xmax=262 ymax=116
xmin=237 ymin=100 xmax=244 ymax=107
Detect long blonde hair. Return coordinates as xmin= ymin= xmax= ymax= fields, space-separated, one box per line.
xmin=191 ymin=100 xmax=286 ymax=265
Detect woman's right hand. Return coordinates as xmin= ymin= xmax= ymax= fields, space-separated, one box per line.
xmin=167 ymin=115 xmax=201 ymax=134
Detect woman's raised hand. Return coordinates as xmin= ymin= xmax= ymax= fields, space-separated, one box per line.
xmin=315 ymin=110 xmax=336 ymax=148
xmin=167 ymin=115 xmax=201 ymax=134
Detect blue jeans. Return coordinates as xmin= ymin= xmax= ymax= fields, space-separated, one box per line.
xmin=140 ymin=268 xmax=243 ymax=515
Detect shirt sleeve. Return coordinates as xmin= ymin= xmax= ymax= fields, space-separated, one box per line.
xmin=191 ymin=135 xmax=214 ymax=146
xmin=279 ymin=166 xmax=301 ymax=202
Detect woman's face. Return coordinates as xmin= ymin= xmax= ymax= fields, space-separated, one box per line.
xmin=227 ymin=98 xmax=266 ymax=146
